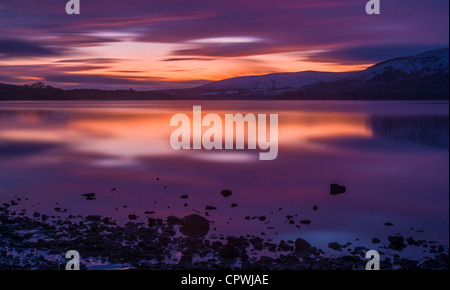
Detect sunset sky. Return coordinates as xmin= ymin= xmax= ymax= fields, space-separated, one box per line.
xmin=0 ymin=0 xmax=448 ymax=90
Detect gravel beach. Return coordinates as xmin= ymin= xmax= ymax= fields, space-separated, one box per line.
xmin=0 ymin=196 xmax=448 ymax=270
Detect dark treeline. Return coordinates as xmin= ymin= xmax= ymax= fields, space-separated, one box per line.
xmin=1 ymin=77 xmax=448 ymax=101
xmin=0 ymin=82 xmax=174 ymax=101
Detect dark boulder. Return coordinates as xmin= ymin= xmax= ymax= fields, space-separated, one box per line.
xmin=167 ymin=215 xmax=181 ymax=225
xmin=406 ymin=236 xmax=416 ymax=245
xmin=220 ymin=190 xmax=232 ymax=198
xmin=128 ymin=214 xmax=138 ymax=220
xmin=179 ymin=214 xmax=210 ymax=237
xmin=219 ymin=244 xmax=239 ymax=259
xmin=294 ymin=238 xmax=312 ymax=252
xmin=328 ymin=242 xmax=342 ymax=251
xmin=330 ymin=184 xmax=346 ymax=195
xmin=388 ymin=236 xmax=406 ymax=251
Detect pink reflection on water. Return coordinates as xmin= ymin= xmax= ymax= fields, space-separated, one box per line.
xmin=0 ymin=101 xmax=448 ymax=255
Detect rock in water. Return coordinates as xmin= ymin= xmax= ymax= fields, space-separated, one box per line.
xmin=330 ymin=184 xmax=346 ymax=195
xmin=219 ymin=244 xmax=239 ymax=259
xmin=82 ymin=193 xmax=96 ymax=200
xmin=328 ymin=242 xmax=342 ymax=251
xmin=406 ymin=236 xmax=416 ymax=245
xmin=220 ymin=190 xmax=232 ymax=198
xmin=294 ymin=238 xmax=312 ymax=252
xmin=179 ymin=214 xmax=210 ymax=237
xmin=167 ymin=215 xmax=181 ymax=225
xmin=388 ymin=236 xmax=406 ymax=251
xmin=128 ymin=214 xmax=138 ymax=220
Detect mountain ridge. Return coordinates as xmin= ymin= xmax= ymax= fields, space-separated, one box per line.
xmin=1 ymin=48 xmax=448 ymax=100
xmin=181 ymin=48 xmax=448 ymax=99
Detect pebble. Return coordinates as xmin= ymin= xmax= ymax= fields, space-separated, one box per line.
xmin=220 ymin=190 xmax=232 ymax=198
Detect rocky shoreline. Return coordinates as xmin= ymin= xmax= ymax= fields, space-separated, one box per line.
xmin=0 ymin=196 xmax=448 ymax=270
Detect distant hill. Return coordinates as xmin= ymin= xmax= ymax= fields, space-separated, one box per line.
xmin=166 ymin=48 xmax=449 ymax=100
xmin=1 ymin=48 xmax=448 ymax=100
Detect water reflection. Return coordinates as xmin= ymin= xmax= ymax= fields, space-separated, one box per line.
xmin=0 ymin=103 xmax=375 ymax=162
xmin=371 ymin=115 xmax=449 ymax=149
xmin=0 ymin=101 xmax=448 ymax=253
xmin=0 ymin=141 xmax=59 ymax=157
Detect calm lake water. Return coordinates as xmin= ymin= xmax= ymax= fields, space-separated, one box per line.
xmin=0 ymin=100 xmax=448 ymax=258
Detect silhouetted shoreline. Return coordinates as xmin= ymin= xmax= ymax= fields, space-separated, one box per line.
xmin=1 ymin=196 xmax=448 ymax=270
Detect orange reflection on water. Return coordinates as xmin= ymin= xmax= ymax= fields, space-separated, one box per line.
xmin=279 ymin=112 xmax=372 ymax=149
xmin=0 ymin=105 xmax=373 ymax=162
xmin=70 ymin=114 xmax=174 ymax=157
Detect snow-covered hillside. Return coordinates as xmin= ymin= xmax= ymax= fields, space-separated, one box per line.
xmin=359 ymin=48 xmax=449 ymax=81
xmin=200 ymin=71 xmax=352 ymax=94
xmin=196 ymin=48 xmax=449 ymax=96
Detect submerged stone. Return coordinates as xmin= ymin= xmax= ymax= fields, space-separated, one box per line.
xmin=330 ymin=184 xmax=346 ymax=195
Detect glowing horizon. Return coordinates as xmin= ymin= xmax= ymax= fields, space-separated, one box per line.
xmin=0 ymin=0 xmax=448 ymax=90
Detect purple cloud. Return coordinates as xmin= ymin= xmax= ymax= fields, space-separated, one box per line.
xmin=305 ymin=44 xmax=450 ymax=64
xmin=55 ymin=58 xmax=128 ymax=64
xmin=0 ymin=39 xmax=60 ymax=58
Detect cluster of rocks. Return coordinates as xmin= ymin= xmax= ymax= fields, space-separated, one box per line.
xmin=0 ymin=197 xmax=448 ymax=270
